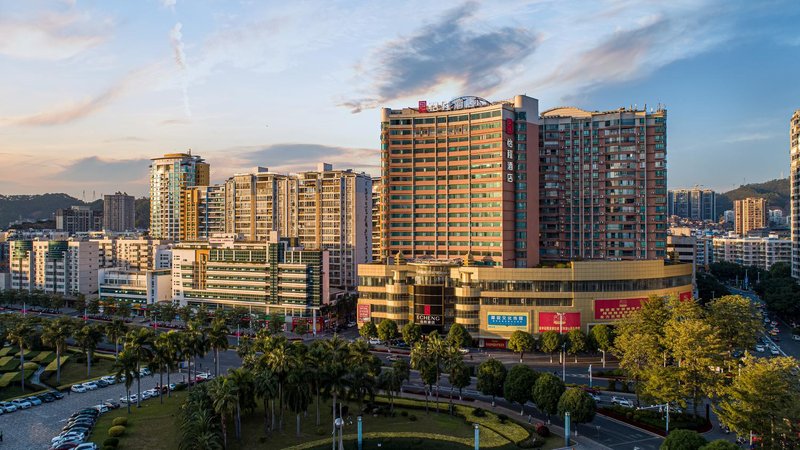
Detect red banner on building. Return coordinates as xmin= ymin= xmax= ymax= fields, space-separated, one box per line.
xmin=483 ymin=339 xmax=508 ymax=349
xmin=538 ymin=312 xmax=581 ymax=333
xmin=357 ymin=304 xmax=371 ymax=322
xmin=505 ymin=118 xmax=514 ymax=134
xmin=418 ymin=101 xmax=427 ymax=113
xmin=679 ymin=291 xmax=692 ymax=301
xmin=423 ymin=305 xmax=431 ymax=315
xmin=594 ymin=298 xmax=646 ymax=320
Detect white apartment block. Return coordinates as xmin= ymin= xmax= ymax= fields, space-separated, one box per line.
xmin=98 ymin=268 xmax=171 ymax=312
xmin=712 ymin=233 xmax=791 ymax=270
xmin=92 ymin=238 xmax=172 ymax=271
xmin=8 ymin=240 xmax=99 ymax=295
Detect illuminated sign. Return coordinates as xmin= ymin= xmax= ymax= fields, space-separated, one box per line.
xmin=357 ymin=304 xmax=371 ymax=322
xmin=594 ymin=298 xmax=646 ymax=320
xmin=418 ymin=100 xmax=427 ymax=113
xmin=538 ymin=312 xmax=581 ymax=333
xmin=505 ymin=118 xmax=514 ymax=134
xmin=487 ymin=312 xmax=528 ymax=331
xmin=424 ymin=96 xmax=492 ymax=112
xmin=416 ymin=314 xmax=441 ymax=325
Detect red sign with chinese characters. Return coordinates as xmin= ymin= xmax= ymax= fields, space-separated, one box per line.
xmin=357 ymin=304 xmax=371 ymax=322
xmin=594 ymin=298 xmax=646 ymax=320
xmin=679 ymin=291 xmax=692 ymax=301
xmin=483 ymin=339 xmax=508 ymax=349
xmin=418 ymin=101 xmax=427 ymax=113
xmin=505 ymin=118 xmax=514 ymax=134
xmin=538 ymin=312 xmax=581 ymax=333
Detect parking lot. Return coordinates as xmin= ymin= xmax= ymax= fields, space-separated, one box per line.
xmin=0 ymin=370 xmax=185 ymax=450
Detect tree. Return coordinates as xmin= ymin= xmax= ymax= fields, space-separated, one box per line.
xmin=588 ymin=324 xmax=614 ymax=367
xmin=706 ymin=295 xmax=762 ymax=356
xmin=566 ymin=329 xmax=587 ymax=363
xmin=114 ymin=349 xmax=139 ymax=414
xmin=105 ymin=319 xmax=128 ymax=358
xmin=87 ymin=298 xmax=101 ymax=315
xmin=476 ymin=358 xmax=507 ymax=406
xmin=73 ymin=294 xmax=87 ymax=314
xmin=532 ymin=373 xmax=565 ymax=416
xmin=267 ymin=315 xmax=285 ymax=335
xmin=448 ymin=360 xmax=471 ymax=401
xmin=253 ymin=368 xmax=278 ymax=434
xmin=698 ymin=441 xmax=739 ymax=450
xmin=178 ymin=305 xmax=194 ymax=324
xmin=556 ymin=388 xmax=596 ymax=424
xmin=446 ymin=323 xmax=472 ymax=349
xmin=715 ymin=356 xmax=800 ymax=448
xmin=284 ymin=367 xmax=312 ymax=437
xmin=227 ymin=368 xmax=255 ymax=441
xmin=641 ymin=366 xmax=686 ymax=411
xmin=152 ymin=333 xmax=176 ymax=404
xmin=115 ymin=302 xmax=132 ymax=320
xmin=307 ymin=340 xmax=328 ymax=426
xmin=503 ymin=365 xmax=538 ymax=414
xmin=539 ymin=331 xmax=561 ymax=363
xmin=125 ymin=327 xmax=155 ymax=407
xmin=508 ymin=330 xmax=536 ymax=363
xmin=265 ymin=338 xmax=297 ymax=431
xmin=321 ymin=335 xmax=349 ymax=436
xmin=208 ymin=319 xmax=230 ymax=377
xmin=74 ymin=324 xmax=104 ymax=376
xmin=41 ymin=317 xmax=74 ymax=384
xmin=410 ymin=339 xmax=437 ymax=413
xmin=377 ymin=319 xmax=398 ymax=352
xmin=401 ymin=322 xmax=422 ymax=346
xmin=7 ymin=320 xmax=33 ymax=390
xmin=661 ymin=429 xmax=707 ymax=450
xmin=209 ymin=376 xmax=239 ymax=449
xmin=344 ymin=364 xmax=376 ymax=413
xmin=359 ymin=321 xmax=377 ymax=340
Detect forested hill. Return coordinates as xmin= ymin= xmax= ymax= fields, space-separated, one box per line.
xmin=716 ymin=178 xmax=789 ymax=212
xmin=0 ymin=194 xmax=150 ymax=229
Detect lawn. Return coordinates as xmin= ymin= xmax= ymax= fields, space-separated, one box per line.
xmin=40 ymin=355 xmax=116 ymax=388
xmin=92 ymin=392 xmax=558 ymax=450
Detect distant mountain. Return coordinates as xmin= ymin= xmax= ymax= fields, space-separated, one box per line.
xmin=0 ymin=193 xmax=150 ymax=229
xmin=717 ymin=178 xmax=789 ymax=213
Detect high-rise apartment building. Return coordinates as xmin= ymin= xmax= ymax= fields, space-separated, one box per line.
xmin=668 ymin=188 xmax=716 ymax=221
xmin=791 ymin=110 xmax=800 ymax=279
xmin=713 ymin=233 xmax=791 ymax=271
xmin=93 ymin=238 xmax=172 ymax=271
xmin=371 ymin=177 xmax=381 ymax=262
xmin=182 ymin=184 xmax=226 ymax=241
xmin=103 ymin=192 xmax=135 ymax=232
xmin=538 ymin=106 xmax=668 ymax=260
xmin=9 ymin=240 xmax=99 ymax=295
xmin=149 ymin=153 xmax=210 ymax=240
xmin=218 ymin=164 xmax=371 ymax=291
xmin=734 ymin=197 xmax=767 ymax=236
xmin=56 ymin=206 xmax=103 ymax=234
xmin=380 ymin=95 xmax=540 ymax=268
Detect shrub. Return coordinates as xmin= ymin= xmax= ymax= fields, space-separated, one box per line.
xmin=620 ymin=382 xmax=630 ymax=393
xmin=498 ymin=413 xmax=508 ymax=423
xmin=473 ymin=407 xmax=486 ymax=417
xmin=315 ymin=427 xmax=326 ymax=436
xmin=607 ymin=379 xmax=617 ymax=391
xmin=409 ymin=415 xmax=417 ymax=422
xmin=103 ymin=438 xmax=119 ymax=448
xmin=400 ymin=410 xmax=408 ymax=417
xmin=108 ymin=425 xmax=126 ymax=437
xmin=535 ymin=424 xmax=550 ymax=437
xmin=111 ymin=417 xmax=128 ymax=426
xmin=625 ymin=411 xmax=634 ymax=419
xmin=174 ymin=382 xmax=187 ymax=391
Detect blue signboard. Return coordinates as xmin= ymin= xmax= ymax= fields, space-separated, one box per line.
xmin=487 ymin=313 xmax=528 ymax=330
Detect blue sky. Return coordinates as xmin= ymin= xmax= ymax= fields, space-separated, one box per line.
xmin=0 ymin=0 xmax=798 ymax=198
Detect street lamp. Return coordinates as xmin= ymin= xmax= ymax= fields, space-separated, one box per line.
xmin=474 ymin=423 xmax=480 ymax=450
xmin=562 ymin=342 xmax=566 ymax=382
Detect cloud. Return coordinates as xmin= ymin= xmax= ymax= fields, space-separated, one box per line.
xmin=344 ymin=2 xmax=539 ymax=113
xmin=170 ymin=22 xmax=192 ymax=117
xmin=102 ymin=136 xmax=148 ymax=143
xmin=723 ymin=132 xmax=780 ymax=144
xmin=54 ymin=156 xmax=150 ymax=182
xmin=0 ymin=10 xmax=111 ymax=61
xmin=160 ymin=0 xmax=177 ymax=10
xmin=160 ymin=118 xmax=191 ymax=126
xmin=218 ymin=143 xmax=380 ymax=176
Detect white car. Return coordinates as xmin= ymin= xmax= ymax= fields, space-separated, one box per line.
xmin=120 ymin=394 xmax=138 ymax=403
xmin=93 ymin=404 xmax=109 ymax=414
xmin=771 ymin=347 xmax=781 ymax=355
xmin=71 ymin=385 xmax=87 ymax=393
xmin=11 ymin=399 xmax=32 ymax=409
xmin=52 ymin=431 xmax=86 ymax=444
xmin=100 ymin=375 xmax=116 ymax=385
xmin=140 ymin=390 xmax=153 ymax=400
xmin=368 ymin=338 xmax=381 ymax=345
xmin=82 ymin=382 xmax=98 ymax=391
xmin=74 ymin=444 xmax=99 ymax=450
xmin=755 ymin=344 xmax=765 ymax=352
xmin=611 ymin=396 xmax=634 ymax=408
xmin=458 ymin=348 xmax=470 ymax=354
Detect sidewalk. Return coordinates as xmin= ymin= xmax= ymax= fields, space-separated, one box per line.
xmin=396 ymin=390 xmax=611 ymax=450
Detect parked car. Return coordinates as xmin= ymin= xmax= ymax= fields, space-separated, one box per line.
xmin=74 ymin=444 xmax=100 ymax=450
xmin=120 ymin=394 xmax=138 ymax=403
xmin=458 ymin=348 xmax=470 ymax=354
xmin=103 ymin=399 xmax=121 ymax=409
xmin=347 ymin=321 xmax=356 ymax=328
xmin=100 ymin=375 xmax=116 ymax=385
xmin=139 ymin=368 xmax=151 ymax=376
xmin=755 ymin=344 xmax=765 ymax=352
xmin=771 ymin=347 xmax=781 ymax=355
xmin=39 ymin=393 xmax=56 ymax=403
xmin=0 ymin=401 xmax=18 ymax=413
xmin=386 ymin=354 xmax=399 ymax=362
xmin=368 ymin=338 xmax=381 ymax=345
xmin=95 ymin=379 xmax=109 ymax=388
xmin=611 ymin=396 xmax=634 ymax=408
xmin=93 ymin=404 xmax=109 ymax=414
xmin=52 ymin=390 xmax=65 ymax=400
xmin=82 ymin=382 xmax=98 ymax=391
xmin=26 ymin=396 xmax=43 ymax=406
xmin=12 ymin=398 xmax=32 ymax=409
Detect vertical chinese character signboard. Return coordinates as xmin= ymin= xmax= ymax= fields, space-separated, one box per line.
xmin=357 ymin=304 xmax=371 ymax=322
xmin=418 ymin=101 xmax=427 ymax=113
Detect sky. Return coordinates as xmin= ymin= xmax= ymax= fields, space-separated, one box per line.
xmin=1 ymin=0 xmax=799 ymax=199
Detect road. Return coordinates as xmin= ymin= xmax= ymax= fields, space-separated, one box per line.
xmin=729 ymin=287 xmax=800 ymax=359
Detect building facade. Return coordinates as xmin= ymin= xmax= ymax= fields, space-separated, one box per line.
xmin=8 ymin=240 xmax=99 ymax=295
xmin=371 ymin=177 xmax=381 ymax=262
xmin=182 ymin=184 xmax=226 ymax=241
xmin=103 ymin=192 xmax=136 ymax=232
xmin=171 ymin=234 xmax=329 ymax=328
xmin=712 ymin=233 xmax=791 ymax=271
xmin=734 ymin=197 xmax=767 ymax=236
xmin=56 ymin=206 xmax=103 ymax=234
xmin=357 ymin=259 xmax=692 ymax=344
xmin=93 ymin=238 xmax=172 ymax=271
xmin=380 ymin=95 xmax=540 ymax=268
xmin=539 ymin=106 xmax=668 ymax=261
xmin=668 ymin=188 xmax=716 ymax=221
xmin=149 ymin=152 xmax=210 ymax=240
xmin=98 ymin=268 xmax=171 ymax=313
xmin=791 ymin=110 xmax=800 ymax=279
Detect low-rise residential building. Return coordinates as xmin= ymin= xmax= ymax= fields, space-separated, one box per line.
xmin=93 ymin=238 xmax=172 ymax=271
xmin=55 ymin=206 xmax=103 ymax=234
xmin=98 ymin=268 xmax=171 ymax=314
xmin=712 ymin=233 xmax=791 ymax=270
xmin=8 ymin=240 xmax=99 ymax=295
xmin=171 ymin=233 xmax=329 ymax=332
xmin=357 ymin=258 xmax=692 ymax=346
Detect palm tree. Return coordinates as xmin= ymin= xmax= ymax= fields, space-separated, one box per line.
xmin=180 ymin=406 xmax=223 ymax=450
xmin=208 ymin=319 xmax=230 ymax=377
xmin=125 ymin=327 xmax=155 ymax=407
xmin=322 ymin=335 xmax=349 ymax=432
xmin=426 ymin=331 xmax=448 ymax=412
xmin=114 ymin=349 xmax=139 ymax=414
xmin=152 ymin=333 xmax=175 ymax=404
xmin=41 ymin=317 xmax=74 ymax=385
xmin=266 ymin=338 xmax=296 ymax=431
xmin=253 ymin=368 xmax=278 ymax=434
xmin=307 ymin=340 xmax=329 ymax=426
xmin=74 ymin=324 xmax=105 ymax=376
xmin=164 ymin=331 xmax=183 ymax=398
xmin=227 ymin=368 xmax=255 ymax=441
xmin=410 ymin=340 xmax=434 ymax=413
xmin=208 ymin=376 xmax=238 ymax=449
xmin=284 ymin=366 xmax=312 ymax=437
xmin=8 ymin=319 xmax=33 ymax=391
xmin=344 ymin=364 xmax=376 ymax=413
xmin=187 ymin=321 xmax=210 ymax=384
xmin=105 ymin=319 xmax=128 ymax=358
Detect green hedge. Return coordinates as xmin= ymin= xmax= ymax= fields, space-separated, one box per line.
xmin=0 ymin=372 xmax=16 ymax=388
xmin=0 ymin=347 xmax=16 ymax=357
xmin=43 ymin=355 xmax=68 ymax=374
xmin=0 ymin=357 xmax=19 ymax=372
xmin=33 ymin=351 xmax=54 ymax=363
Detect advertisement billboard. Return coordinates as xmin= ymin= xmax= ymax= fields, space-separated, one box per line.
xmin=679 ymin=291 xmax=692 ymax=301
xmin=357 ymin=304 xmax=371 ymax=322
xmin=415 ymin=314 xmax=441 ymax=326
xmin=418 ymin=100 xmax=427 ymax=113
xmin=487 ymin=312 xmax=529 ymax=331
xmin=538 ymin=312 xmax=581 ymax=333
xmin=594 ymin=298 xmax=646 ymax=320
